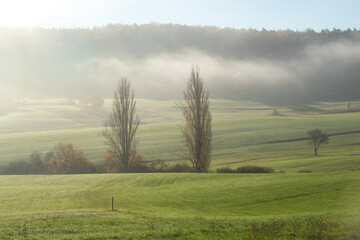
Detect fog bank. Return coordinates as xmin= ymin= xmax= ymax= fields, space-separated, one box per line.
xmin=1 ymin=25 xmax=359 ymax=104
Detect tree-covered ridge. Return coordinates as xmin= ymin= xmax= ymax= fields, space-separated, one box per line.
xmin=1 ymin=24 xmax=360 ymax=103
xmin=1 ymin=24 xmax=359 ymax=60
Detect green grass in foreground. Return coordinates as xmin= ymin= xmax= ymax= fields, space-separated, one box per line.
xmin=1 ymin=213 xmax=359 ymax=240
xmin=1 ymin=173 xmax=359 ymax=218
xmin=0 ymin=172 xmax=359 ymax=239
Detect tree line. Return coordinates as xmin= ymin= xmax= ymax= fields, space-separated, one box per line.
xmin=1 ymin=143 xmax=102 ymax=175
xmin=2 ymin=25 xmax=360 ymax=103
xmin=2 ymin=25 xmax=358 ymax=62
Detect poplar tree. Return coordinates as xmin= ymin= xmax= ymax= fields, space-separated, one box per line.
xmin=103 ymin=78 xmax=140 ymax=170
xmin=179 ymin=66 xmax=212 ymax=172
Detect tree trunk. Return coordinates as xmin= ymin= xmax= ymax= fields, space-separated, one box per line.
xmin=314 ymin=148 xmax=318 ymax=156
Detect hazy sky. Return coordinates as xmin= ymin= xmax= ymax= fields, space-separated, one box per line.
xmin=0 ymin=0 xmax=359 ymax=31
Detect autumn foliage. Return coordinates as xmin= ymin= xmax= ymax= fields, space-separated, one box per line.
xmin=102 ymin=149 xmax=121 ymax=173
xmin=102 ymin=148 xmax=145 ymax=172
xmin=46 ymin=143 xmax=90 ymax=174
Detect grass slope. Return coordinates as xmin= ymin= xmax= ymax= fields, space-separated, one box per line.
xmin=0 ymin=172 xmax=359 ymax=239
xmin=1 ymin=99 xmax=360 ymax=172
xmin=1 ymin=99 xmax=360 ymax=238
xmin=1 ymin=172 xmax=359 ymax=218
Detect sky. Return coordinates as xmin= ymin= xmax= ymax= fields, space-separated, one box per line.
xmin=0 ymin=0 xmax=359 ymax=31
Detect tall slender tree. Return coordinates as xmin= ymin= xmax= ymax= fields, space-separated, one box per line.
xmin=179 ymin=66 xmax=212 ymax=172
xmin=103 ymin=78 xmax=140 ymax=170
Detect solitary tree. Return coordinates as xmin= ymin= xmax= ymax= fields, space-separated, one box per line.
xmin=103 ymin=78 xmax=140 ymax=171
xmin=307 ymin=129 xmax=329 ymax=156
xmin=179 ymin=66 xmax=212 ymax=172
xmin=346 ymin=102 xmax=351 ymax=111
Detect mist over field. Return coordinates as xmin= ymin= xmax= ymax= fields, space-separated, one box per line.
xmin=1 ymin=24 xmax=360 ymax=104
xmin=1 ymin=21 xmax=360 ymax=239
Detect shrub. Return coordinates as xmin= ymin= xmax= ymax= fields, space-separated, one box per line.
xmin=29 ymin=151 xmax=46 ymax=174
xmin=216 ymin=167 xmax=234 ymax=173
xmin=216 ymin=165 xmax=275 ymax=173
xmin=236 ymin=165 xmax=275 ymax=173
xmin=2 ymin=151 xmax=48 ymax=175
xmin=148 ymin=160 xmax=168 ymax=172
xmin=103 ymin=149 xmax=146 ymax=173
xmin=167 ymin=163 xmax=194 ymax=172
xmin=102 ymin=149 xmax=121 ymax=173
xmin=272 ymin=108 xmax=281 ymax=116
xmin=1 ymin=148 xmax=107 ymax=175
xmin=4 ymin=160 xmax=32 ymax=175
xmin=128 ymin=150 xmax=147 ymax=171
xmin=43 ymin=151 xmax=54 ymax=163
xmin=144 ymin=161 xmax=193 ymax=173
xmin=45 ymin=143 xmax=90 ymax=174
xmin=89 ymin=162 xmax=107 ymax=173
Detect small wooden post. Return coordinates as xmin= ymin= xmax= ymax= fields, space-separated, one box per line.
xmin=112 ymin=196 xmax=114 ymax=211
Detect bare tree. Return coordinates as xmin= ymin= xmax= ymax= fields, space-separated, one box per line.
xmin=346 ymin=102 xmax=351 ymax=111
xmin=307 ymin=129 xmax=329 ymax=156
xmin=103 ymin=78 xmax=140 ymax=171
xmin=179 ymin=66 xmax=212 ymax=172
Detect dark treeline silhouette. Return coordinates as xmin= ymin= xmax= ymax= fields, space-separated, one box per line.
xmin=0 ymin=146 xmax=194 ymax=175
xmin=217 ymin=165 xmax=275 ymax=173
xmin=0 ymin=145 xmax=105 ymax=175
xmin=1 ymin=25 xmax=357 ymax=60
xmin=1 ymin=24 xmax=360 ymax=104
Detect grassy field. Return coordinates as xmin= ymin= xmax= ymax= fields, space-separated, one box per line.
xmin=0 ymin=99 xmax=359 ymax=238
xmin=0 ymin=99 xmax=359 ymax=173
xmin=1 ymin=172 xmax=359 ymax=217
xmin=0 ymin=172 xmax=359 ymax=239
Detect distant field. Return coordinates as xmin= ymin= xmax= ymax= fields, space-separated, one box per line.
xmin=0 ymin=99 xmax=360 ymax=172
xmin=0 ymin=99 xmax=359 ymax=172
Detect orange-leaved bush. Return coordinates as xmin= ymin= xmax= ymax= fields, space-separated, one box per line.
xmin=102 ymin=149 xmax=121 ymax=173
xmin=102 ymin=148 xmax=145 ymax=172
xmin=46 ymin=143 xmax=90 ymax=174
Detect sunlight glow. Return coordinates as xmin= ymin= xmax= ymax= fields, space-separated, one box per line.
xmin=0 ymin=0 xmax=104 ymax=28
xmin=0 ymin=0 xmax=55 ymax=27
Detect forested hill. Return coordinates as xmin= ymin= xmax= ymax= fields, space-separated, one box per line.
xmin=1 ymin=25 xmax=358 ymax=60
xmin=1 ymin=25 xmax=360 ymax=104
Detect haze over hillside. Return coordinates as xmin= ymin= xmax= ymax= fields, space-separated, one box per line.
xmin=1 ymin=24 xmax=360 ymax=106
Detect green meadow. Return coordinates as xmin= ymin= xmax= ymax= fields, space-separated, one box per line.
xmin=0 ymin=99 xmax=359 ymax=172
xmin=0 ymin=173 xmax=359 ymax=239
xmin=0 ymin=99 xmax=359 ymax=239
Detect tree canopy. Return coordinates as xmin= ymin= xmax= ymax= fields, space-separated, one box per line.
xmin=307 ymin=129 xmax=329 ymax=156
